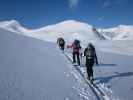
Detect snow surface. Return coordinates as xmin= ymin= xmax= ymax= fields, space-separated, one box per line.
xmin=0 ymin=28 xmax=99 ymax=100
xmin=93 ymin=40 xmax=133 ymax=56
xmin=65 ymin=47 xmax=133 ymax=100
xmin=95 ymin=50 xmax=133 ymax=100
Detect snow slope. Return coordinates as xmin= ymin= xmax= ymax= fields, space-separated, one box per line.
xmin=94 ymin=43 xmax=133 ymax=100
xmin=65 ymin=46 xmax=133 ymax=100
xmin=0 ymin=28 xmax=99 ymax=100
xmin=95 ymin=50 xmax=133 ymax=100
xmin=101 ymin=25 xmax=133 ymax=40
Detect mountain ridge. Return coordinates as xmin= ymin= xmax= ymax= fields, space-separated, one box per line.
xmin=0 ymin=19 xmax=133 ymax=41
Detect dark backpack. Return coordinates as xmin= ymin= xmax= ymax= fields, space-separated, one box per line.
xmin=73 ymin=40 xmax=81 ymax=52
xmin=59 ymin=38 xmax=64 ymax=45
xmin=74 ymin=40 xmax=80 ymax=47
xmin=86 ymin=47 xmax=95 ymax=59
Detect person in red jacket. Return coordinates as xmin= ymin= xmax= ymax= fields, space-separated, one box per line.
xmin=68 ymin=39 xmax=81 ymax=65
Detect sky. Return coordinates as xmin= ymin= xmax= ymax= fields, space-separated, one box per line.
xmin=0 ymin=0 xmax=133 ymax=28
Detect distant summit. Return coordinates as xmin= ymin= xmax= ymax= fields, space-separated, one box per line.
xmin=101 ymin=25 xmax=133 ymax=40
xmin=37 ymin=20 xmax=93 ymax=32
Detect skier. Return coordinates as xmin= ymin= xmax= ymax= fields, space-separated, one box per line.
xmin=84 ymin=43 xmax=98 ymax=81
xmin=57 ymin=37 xmax=65 ymax=51
xmin=68 ymin=39 xmax=81 ymax=65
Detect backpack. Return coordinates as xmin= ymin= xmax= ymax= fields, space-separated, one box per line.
xmin=86 ymin=47 xmax=95 ymax=59
xmin=74 ymin=40 xmax=80 ymax=47
xmin=73 ymin=40 xmax=81 ymax=52
xmin=74 ymin=39 xmax=80 ymax=45
xmin=59 ymin=39 xmax=64 ymax=45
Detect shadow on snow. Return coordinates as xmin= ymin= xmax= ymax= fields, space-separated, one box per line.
xmin=95 ymin=72 xmax=133 ymax=84
xmin=80 ymin=63 xmax=117 ymax=68
xmin=96 ymin=63 xmax=117 ymax=67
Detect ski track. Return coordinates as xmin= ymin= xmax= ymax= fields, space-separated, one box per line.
xmin=63 ymin=52 xmax=102 ymax=100
xmin=59 ymin=51 xmax=97 ymax=100
xmin=64 ymin=50 xmax=120 ymax=100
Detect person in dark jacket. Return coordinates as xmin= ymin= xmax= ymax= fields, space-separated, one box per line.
xmin=84 ymin=43 xmax=98 ymax=81
xmin=68 ymin=39 xmax=81 ymax=65
xmin=57 ymin=37 xmax=65 ymax=51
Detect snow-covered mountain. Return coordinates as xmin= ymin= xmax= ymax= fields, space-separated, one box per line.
xmin=0 ymin=20 xmax=32 ymax=34
xmin=100 ymin=25 xmax=133 ymax=40
xmin=0 ymin=20 xmax=133 ymax=42
xmin=30 ymin=20 xmax=107 ymax=44
xmin=0 ymin=20 xmax=105 ymax=44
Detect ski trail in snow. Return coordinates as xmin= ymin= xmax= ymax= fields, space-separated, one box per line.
xmin=60 ymin=52 xmax=97 ymax=100
xmin=63 ymin=52 xmax=103 ymax=100
xmin=69 ymin=67 xmax=96 ymax=100
xmin=64 ymin=51 xmax=121 ymax=100
xmin=59 ymin=50 xmax=92 ymax=100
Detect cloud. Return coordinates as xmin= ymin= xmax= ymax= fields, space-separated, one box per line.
xmin=102 ymin=0 xmax=112 ymax=8
xmin=98 ymin=0 xmax=112 ymax=8
xmin=99 ymin=0 xmax=128 ymax=8
xmin=98 ymin=16 xmax=104 ymax=21
xmin=68 ymin=0 xmax=79 ymax=8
